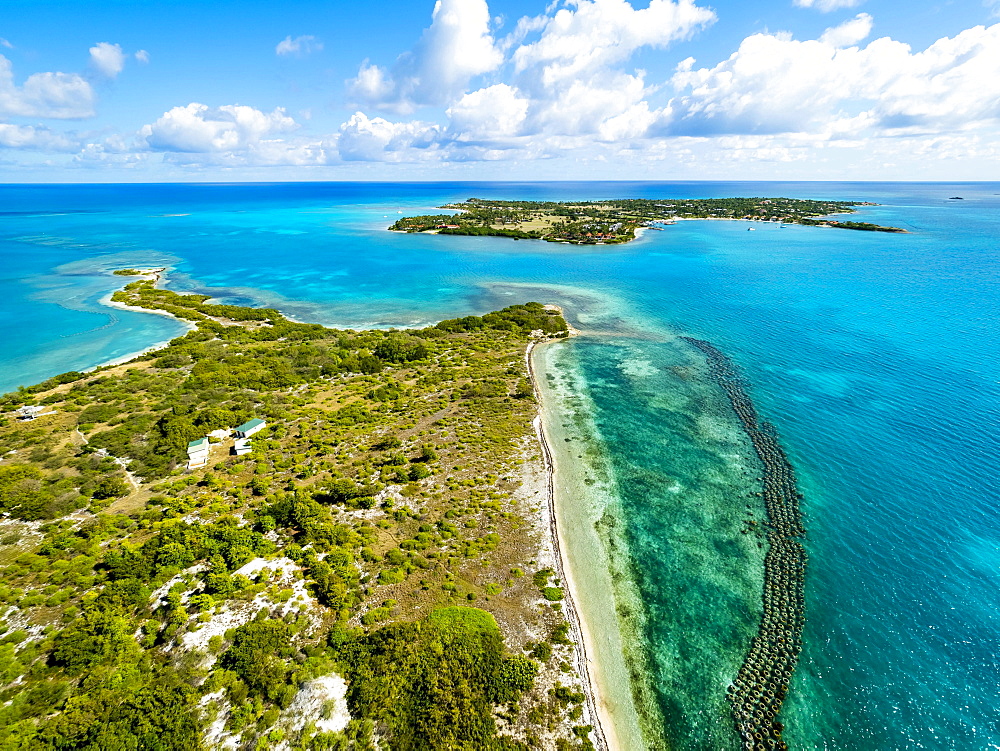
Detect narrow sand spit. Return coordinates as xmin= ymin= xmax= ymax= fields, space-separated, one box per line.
xmin=94 ymin=267 xmax=196 ymax=369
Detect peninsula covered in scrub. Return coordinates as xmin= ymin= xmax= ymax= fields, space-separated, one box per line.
xmin=0 ymin=272 xmax=599 ymax=750
xmin=390 ymin=197 xmax=905 ymax=244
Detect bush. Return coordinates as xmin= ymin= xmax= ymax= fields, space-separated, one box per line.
xmin=78 ymin=404 xmax=120 ymax=425
xmin=550 ymin=623 xmax=571 ymax=645
xmin=408 ymin=464 xmax=431 ymax=481
xmin=373 ymin=336 xmax=429 ymax=363
xmin=532 ymin=568 xmax=553 ymax=588
xmin=529 ymin=642 xmax=552 ymax=662
xmin=336 ymin=607 xmax=537 ymax=749
xmin=51 ymin=605 xmax=136 ymax=674
xmin=541 ymin=587 xmax=563 ymax=602
xmin=0 ymin=465 xmax=54 ymax=520
xmin=93 ymin=475 xmax=131 ymax=500
xmin=435 ymin=302 xmax=567 ymax=335
xmin=413 ymin=446 xmax=437 ymax=463
xmin=461 ymin=380 xmax=506 ymax=399
xmin=220 ymin=618 xmax=294 ymax=702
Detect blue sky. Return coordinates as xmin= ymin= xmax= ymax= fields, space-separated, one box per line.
xmin=1 ymin=0 xmax=998 ymax=181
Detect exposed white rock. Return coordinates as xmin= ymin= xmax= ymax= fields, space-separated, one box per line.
xmin=200 ymin=690 xmax=239 ymax=750
xmin=178 ymin=557 xmax=319 ymax=656
xmin=280 ymin=674 xmax=351 ymax=737
xmin=149 ymin=564 xmax=207 ymax=609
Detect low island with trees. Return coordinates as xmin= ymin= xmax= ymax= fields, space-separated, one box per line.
xmin=0 ymin=274 xmax=598 ymax=750
xmin=390 ymin=196 xmax=906 ymax=244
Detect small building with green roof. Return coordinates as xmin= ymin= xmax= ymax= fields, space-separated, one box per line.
xmin=235 ymin=418 xmax=266 ymax=438
xmin=187 ymin=437 xmax=209 ymax=453
xmin=187 ymin=437 xmax=210 ymax=470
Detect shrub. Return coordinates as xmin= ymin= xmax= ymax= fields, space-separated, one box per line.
xmin=532 ymin=568 xmax=553 ymax=588
xmin=93 ymin=475 xmax=131 ymax=500
xmin=220 ymin=618 xmax=294 ymax=702
xmin=336 ymin=607 xmax=537 ymax=749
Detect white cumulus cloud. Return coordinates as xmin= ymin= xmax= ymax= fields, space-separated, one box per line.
xmin=0 ymin=54 xmax=95 ymax=118
xmin=65 ymin=0 xmax=998 ymax=177
xmin=665 ymin=22 xmax=1000 ymax=136
xmin=343 ymin=0 xmax=715 ymax=160
xmin=141 ymin=103 xmax=299 ymax=152
xmin=512 ymin=0 xmax=716 ymax=86
xmin=0 ymin=123 xmax=78 ymax=151
xmin=819 ymin=12 xmax=873 ymax=47
xmin=135 ymin=50 xmax=150 ymax=64
xmin=337 ymin=111 xmax=442 ymax=161
xmin=347 ymin=0 xmax=504 ymax=112
xmin=447 ymin=84 xmax=529 ymax=139
xmin=501 ymin=0 xmax=715 ymax=141
xmin=276 ymin=35 xmax=323 ymax=56
xmin=89 ymin=42 xmax=126 ymax=78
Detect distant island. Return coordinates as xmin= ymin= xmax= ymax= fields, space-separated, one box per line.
xmin=390 ymin=197 xmax=906 ymax=244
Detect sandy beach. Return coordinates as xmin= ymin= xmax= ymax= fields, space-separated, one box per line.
xmin=528 ymin=331 xmax=648 ymax=751
xmin=526 ymin=336 xmax=611 ymax=750
xmin=92 ymin=268 xmax=196 ymax=370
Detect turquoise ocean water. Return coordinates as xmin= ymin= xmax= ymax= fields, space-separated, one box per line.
xmin=1 ymin=182 xmax=998 ymax=749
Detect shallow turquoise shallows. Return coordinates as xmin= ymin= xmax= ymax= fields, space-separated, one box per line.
xmin=2 ymin=182 xmax=998 ymax=749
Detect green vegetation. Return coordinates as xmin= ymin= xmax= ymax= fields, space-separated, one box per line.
xmin=800 ymin=218 xmax=906 ymax=232
xmin=335 ymin=607 xmax=537 ymax=749
xmin=541 ymin=587 xmax=564 ymax=602
xmin=0 ymin=278 xmax=595 ymax=749
xmin=112 ymin=268 xmax=144 ymax=276
xmin=390 ymin=196 xmax=904 ymax=243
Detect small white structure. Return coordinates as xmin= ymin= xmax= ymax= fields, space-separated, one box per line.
xmin=16 ymin=405 xmax=47 ymax=421
xmin=235 ymin=418 xmax=266 ymax=438
xmin=233 ymin=438 xmax=252 ymax=456
xmin=187 ymin=437 xmax=210 ymax=470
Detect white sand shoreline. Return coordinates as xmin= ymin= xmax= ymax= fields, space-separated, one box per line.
xmin=523 ymin=314 xmax=658 ymax=751
xmin=527 ymin=335 xmax=614 ymax=751
xmin=90 ymin=268 xmax=196 ymax=371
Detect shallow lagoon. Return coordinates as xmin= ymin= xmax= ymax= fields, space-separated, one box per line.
xmin=2 ymin=181 xmax=998 ymax=748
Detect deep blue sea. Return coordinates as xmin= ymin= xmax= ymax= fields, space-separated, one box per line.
xmin=2 ymin=181 xmax=998 ymax=749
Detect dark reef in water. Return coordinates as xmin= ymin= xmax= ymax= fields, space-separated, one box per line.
xmin=681 ymin=337 xmax=807 ymax=751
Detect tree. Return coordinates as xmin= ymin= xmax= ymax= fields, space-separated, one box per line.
xmin=337 ymin=607 xmax=537 ymax=749
xmin=51 ymin=605 xmax=136 ymax=674
xmin=220 ymin=618 xmax=293 ymax=701
xmin=374 ymin=336 xmax=429 ymax=363
xmin=93 ymin=475 xmax=131 ymax=500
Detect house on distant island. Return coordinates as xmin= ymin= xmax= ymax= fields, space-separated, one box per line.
xmin=235 ymin=418 xmax=266 ymax=438
xmin=233 ymin=437 xmax=253 ymax=456
xmin=187 ymin=437 xmax=210 ymax=470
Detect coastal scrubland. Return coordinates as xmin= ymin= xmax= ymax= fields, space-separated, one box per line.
xmin=390 ymin=197 xmax=904 ymax=244
xmin=0 ymin=276 xmax=600 ymax=750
